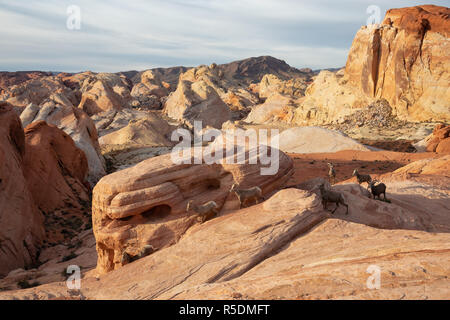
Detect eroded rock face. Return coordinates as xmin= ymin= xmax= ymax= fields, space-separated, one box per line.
xmin=292 ymin=70 xmax=369 ymax=126
xmin=0 ymin=102 xmax=44 ymax=276
xmin=0 ymin=102 xmax=93 ymax=277
xmin=164 ymin=79 xmax=232 ymax=129
xmin=76 ymin=72 xmax=132 ymax=116
xmin=20 ymin=102 xmax=106 ymax=185
xmin=92 ymin=146 xmax=293 ymax=273
xmin=0 ymin=77 xmax=78 ymax=110
xmin=0 ymin=72 xmax=53 ymax=92
xmin=427 ymin=124 xmax=450 ymax=153
xmin=23 ymin=121 xmax=90 ymax=219
xmin=345 ymin=5 xmax=450 ymax=122
xmin=257 ymin=74 xmax=309 ymax=99
xmin=130 ymin=70 xmax=169 ymax=109
xmin=290 ymin=5 xmax=449 ymax=127
xmin=245 ymin=93 xmax=300 ymax=124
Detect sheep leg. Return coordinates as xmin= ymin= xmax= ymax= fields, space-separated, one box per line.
xmin=238 ymin=196 xmax=244 ymax=209
xmin=331 ymin=202 xmax=339 ymax=214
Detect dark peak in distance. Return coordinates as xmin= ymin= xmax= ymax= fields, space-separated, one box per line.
xmin=218 ymin=55 xmax=313 ymax=84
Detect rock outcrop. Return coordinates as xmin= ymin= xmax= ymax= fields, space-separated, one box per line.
xmin=23 ymin=121 xmax=90 ymax=220
xmin=19 ymin=102 xmax=106 ymax=185
xmin=288 ymin=5 xmax=450 ymax=127
xmin=245 ymin=93 xmax=300 ymax=124
xmin=0 ymin=76 xmax=78 ymax=110
xmin=74 ymin=72 xmax=132 ymax=116
xmin=427 ymin=124 xmax=450 ymax=153
xmin=0 ymin=102 xmax=44 ymax=276
xmin=164 ymin=77 xmax=232 ymax=128
xmin=92 ymin=146 xmax=293 ymax=273
xmin=346 ymin=5 xmax=449 ymax=122
xmin=130 ymin=70 xmax=169 ymax=109
xmin=0 ymin=101 xmax=92 ymax=276
xmin=292 ymin=69 xmax=369 ymax=126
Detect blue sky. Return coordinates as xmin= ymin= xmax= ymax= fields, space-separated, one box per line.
xmin=0 ymin=0 xmax=448 ymax=72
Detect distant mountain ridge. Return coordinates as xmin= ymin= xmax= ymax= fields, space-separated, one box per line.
xmin=0 ymin=56 xmax=312 ymax=91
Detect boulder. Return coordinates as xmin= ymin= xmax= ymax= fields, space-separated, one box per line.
xmin=428 ymin=124 xmax=450 ymax=153
xmin=92 ymin=146 xmax=293 ymax=273
xmin=289 ymin=5 xmax=449 ymax=127
xmin=345 ymin=5 xmax=450 ymax=122
xmin=76 ymin=72 xmax=132 ymax=116
xmin=436 ymin=138 xmax=450 ymax=154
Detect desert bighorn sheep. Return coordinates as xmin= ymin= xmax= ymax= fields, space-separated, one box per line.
xmin=319 ymin=183 xmax=349 ymax=215
xmin=230 ymin=183 xmax=263 ymax=208
xmin=368 ymin=181 xmax=387 ymax=201
xmin=121 ymin=244 xmax=155 ymax=265
xmin=186 ymin=200 xmax=219 ymax=223
xmin=352 ymin=169 xmax=372 ymax=188
xmin=327 ymin=163 xmax=336 ymax=184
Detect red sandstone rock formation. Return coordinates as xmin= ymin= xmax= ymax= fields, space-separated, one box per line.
xmin=425 ymin=124 xmax=450 ymax=153
xmin=0 ymin=102 xmax=92 ymax=276
xmin=23 ymin=121 xmax=90 ymax=219
xmin=2 ymin=155 xmax=449 ymax=299
xmin=345 ymin=5 xmax=449 ymax=122
xmin=92 ymin=146 xmax=293 ymax=273
xmin=0 ymin=102 xmax=44 ymax=276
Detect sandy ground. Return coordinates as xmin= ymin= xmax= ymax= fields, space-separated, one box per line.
xmin=287 ymin=150 xmax=442 ymax=186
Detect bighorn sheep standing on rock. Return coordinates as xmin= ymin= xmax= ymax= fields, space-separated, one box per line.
xmin=352 ymin=169 xmax=372 ymax=188
xmin=369 ymin=181 xmax=387 ymax=201
xmin=319 ymin=183 xmax=349 ymax=215
xmin=230 ymin=183 xmax=263 ymax=208
xmin=327 ymin=163 xmax=336 ymax=185
xmin=121 ymin=244 xmax=155 ymax=265
xmin=186 ymin=200 xmax=219 ymax=223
